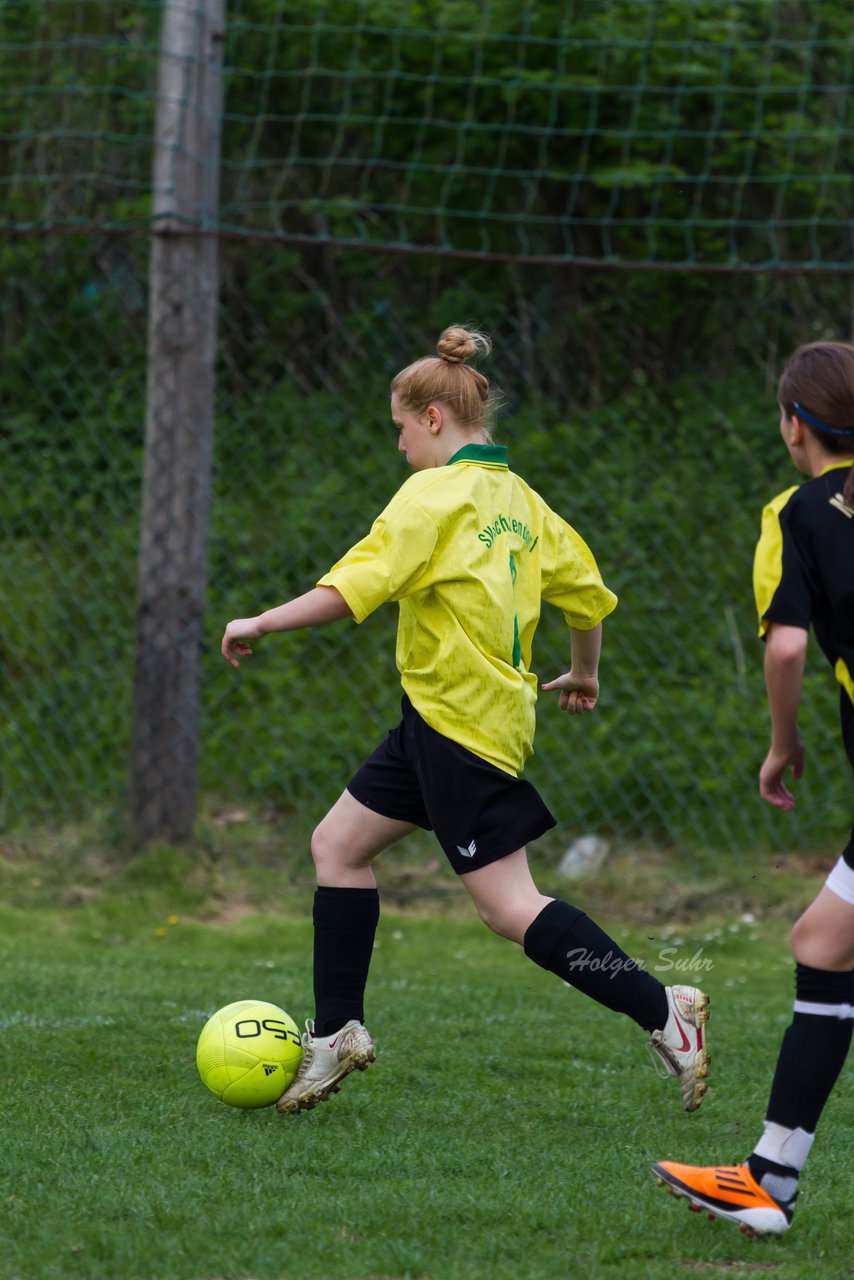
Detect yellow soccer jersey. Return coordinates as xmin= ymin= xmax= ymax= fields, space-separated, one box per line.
xmin=317 ymin=444 xmax=617 ymax=775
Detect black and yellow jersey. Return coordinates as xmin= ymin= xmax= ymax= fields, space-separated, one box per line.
xmin=752 ymin=461 xmax=854 ymax=707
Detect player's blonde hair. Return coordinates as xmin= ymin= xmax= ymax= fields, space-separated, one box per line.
xmin=779 ymin=340 xmax=854 ymax=504
xmin=391 ymin=325 xmax=500 ymax=437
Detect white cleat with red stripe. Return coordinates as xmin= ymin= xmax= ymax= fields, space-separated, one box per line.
xmin=647 ymin=985 xmax=710 ymax=1112
xmin=277 ymin=1018 xmax=376 ymax=1115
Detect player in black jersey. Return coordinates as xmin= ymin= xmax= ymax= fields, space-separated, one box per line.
xmin=653 ymin=340 xmax=854 ymax=1237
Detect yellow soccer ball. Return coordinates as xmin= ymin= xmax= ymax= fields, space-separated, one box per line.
xmin=196 ymin=1000 xmax=304 ymax=1108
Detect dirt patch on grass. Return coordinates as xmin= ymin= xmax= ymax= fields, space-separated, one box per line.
xmin=0 ymin=815 xmax=837 ymax=928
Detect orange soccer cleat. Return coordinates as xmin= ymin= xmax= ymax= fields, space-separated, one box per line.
xmin=651 ymin=1160 xmax=793 ymax=1236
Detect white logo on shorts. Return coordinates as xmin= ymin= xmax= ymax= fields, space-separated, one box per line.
xmin=456 ymin=840 xmax=477 ymax=858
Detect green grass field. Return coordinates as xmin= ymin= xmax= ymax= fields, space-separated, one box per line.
xmin=1 ymin=840 xmax=852 ymax=1280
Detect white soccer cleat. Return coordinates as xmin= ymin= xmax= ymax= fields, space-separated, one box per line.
xmin=647 ymin=985 xmax=710 ymax=1112
xmin=276 ymin=1019 xmax=376 ymax=1114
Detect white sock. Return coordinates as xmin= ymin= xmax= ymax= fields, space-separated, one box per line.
xmin=753 ymin=1120 xmax=814 ymax=1172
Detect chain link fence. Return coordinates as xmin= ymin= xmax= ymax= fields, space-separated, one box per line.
xmin=2 ymin=1 xmax=853 ymax=856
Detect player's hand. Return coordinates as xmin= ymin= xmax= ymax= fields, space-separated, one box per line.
xmin=221 ymin=617 xmax=265 ymax=668
xmin=759 ymin=740 xmax=804 ymax=810
xmin=541 ymin=672 xmax=599 ymax=714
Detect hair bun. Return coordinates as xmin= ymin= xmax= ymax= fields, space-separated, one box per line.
xmin=436 ymin=325 xmax=492 ymax=364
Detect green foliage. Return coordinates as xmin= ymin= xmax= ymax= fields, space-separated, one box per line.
xmin=3 ymin=2 xmax=854 ymax=265
xmin=2 ymin=295 xmax=851 ymax=853
xmin=2 ymin=2 xmax=853 ymax=853
xmin=202 ymin=357 xmax=849 ymax=854
xmin=216 ymin=0 xmax=854 ymax=266
xmin=0 ymin=2 xmax=159 ymax=227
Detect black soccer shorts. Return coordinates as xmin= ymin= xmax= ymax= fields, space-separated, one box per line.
xmin=347 ymin=694 xmax=556 ymax=875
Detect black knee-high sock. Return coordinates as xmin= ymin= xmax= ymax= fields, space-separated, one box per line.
xmin=312 ymin=886 xmax=380 ymax=1037
xmin=524 ymin=899 xmax=668 ymax=1032
xmin=760 ymin=963 xmax=854 ymax=1139
xmin=747 ymin=964 xmax=854 ymax=1197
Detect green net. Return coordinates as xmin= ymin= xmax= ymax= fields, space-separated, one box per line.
xmin=3 ymin=1 xmax=853 ymax=268
xmin=2 ymin=1 xmax=854 ymax=856
xmin=219 ymin=0 xmax=854 ymax=269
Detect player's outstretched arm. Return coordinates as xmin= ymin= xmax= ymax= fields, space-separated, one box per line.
xmin=541 ymin=623 xmax=601 ymax=714
xmin=221 ymin=586 xmax=353 ymax=667
xmin=759 ymin=622 xmax=807 ymax=809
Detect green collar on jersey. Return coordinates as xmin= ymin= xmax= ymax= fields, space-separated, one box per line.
xmin=447 ymin=443 xmax=508 ymax=468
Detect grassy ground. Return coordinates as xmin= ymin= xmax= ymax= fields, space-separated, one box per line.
xmin=1 ymin=831 xmax=851 ymax=1280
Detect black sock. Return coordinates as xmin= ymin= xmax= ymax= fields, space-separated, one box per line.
xmin=523 ymin=899 xmax=668 ymax=1032
xmin=312 ymin=886 xmax=380 ymax=1037
xmin=762 ymin=963 xmax=854 ymax=1135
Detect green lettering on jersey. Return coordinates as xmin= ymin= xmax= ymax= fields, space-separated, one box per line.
xmin=477 ymin=514 xmax=535 ymax=552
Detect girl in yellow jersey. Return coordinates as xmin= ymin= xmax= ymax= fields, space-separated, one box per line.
xmin=654 ymin=341 xmax=854 ymax=1237
xmin=222 ymin=325 xmax=710 ymax=1115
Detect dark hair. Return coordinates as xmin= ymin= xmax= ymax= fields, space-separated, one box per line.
xmin=778 ymin=341 xmax=854 ymax=505
xmin=391 ymin=325 xmax=500 ymax=437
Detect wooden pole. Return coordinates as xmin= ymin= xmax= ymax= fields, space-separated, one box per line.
xmin=129 ymin=0 xmax=225 ymax=846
